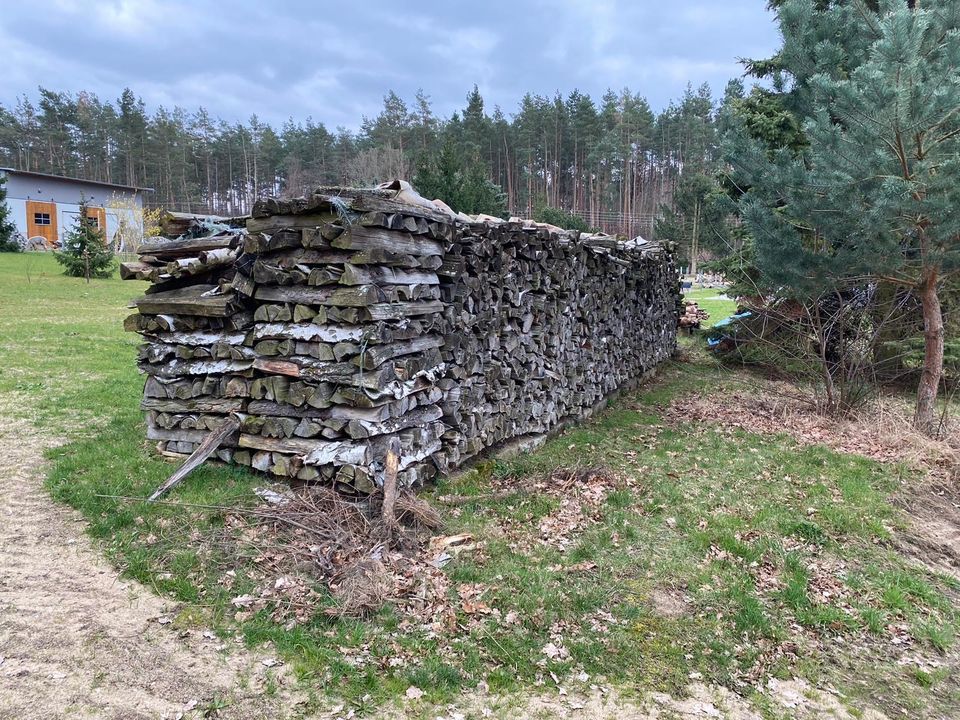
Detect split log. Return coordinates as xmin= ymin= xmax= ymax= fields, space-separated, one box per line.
xmin=133 ymin=285 xmax=237 ymax=317
xmin=331 ymin=226 xmax=444 ymax=257
xmin=139 ymin=234 xmax=236 ymax=258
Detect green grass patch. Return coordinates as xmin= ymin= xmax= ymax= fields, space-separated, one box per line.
xmin=1 ymin=252 xmax=957 ymax=716
xmin=682 ymin=287 xmax=738 ymax=328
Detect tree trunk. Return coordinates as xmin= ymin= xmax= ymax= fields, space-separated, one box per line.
xmin=690 ymin=200 xmax=700 ymax=277
xmin=914 ymin=266 xmax=944 ymax=436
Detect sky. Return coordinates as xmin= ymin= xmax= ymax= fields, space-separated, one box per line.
xmin=0 ymin=0 xmax=781 ymax=130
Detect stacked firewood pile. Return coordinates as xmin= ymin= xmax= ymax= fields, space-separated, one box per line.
xmin=123 ymin=184 xmax=678 ymax=492
xmin=432 ymin=219 xmax=677 ymax=472
xmin=679 ymin=301 xmax=710 ymax=332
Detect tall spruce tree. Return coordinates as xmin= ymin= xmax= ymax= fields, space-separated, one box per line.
xmin=727 ymin=0 xmax=960 ymax=435
xmin=0 ymin=175 xmax=18 ymax=252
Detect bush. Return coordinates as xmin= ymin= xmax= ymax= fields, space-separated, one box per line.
xmin=54 ymin=200 xmax=116 ymax=278
xmin=710 ymin=288 xmax=884 ymax=416
xmin=533 ymin=206 xmax=594 ymax=233
xmin=0 ymin=175 xmax=18 ymax=252
xmin=0 ymin=236 xmax=21 ymax=253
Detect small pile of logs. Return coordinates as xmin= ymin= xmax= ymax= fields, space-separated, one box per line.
xmin=679 ymin=301 xmax=710 ymax=332
xmin=156 ymin=210 xmax=247 ymax=239
xmin=120 ymin=231 xmax=243 ymax=286
xmin=123 ymin=183 xmax=678 ymax=493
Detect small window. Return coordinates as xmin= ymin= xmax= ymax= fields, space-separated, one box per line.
xmin=87 ymin=214 xmax=100 ymax=228
xmin=34 ymin=212 xmax=51 ymax=226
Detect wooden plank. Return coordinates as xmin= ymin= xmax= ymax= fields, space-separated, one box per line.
xmin=339 ymin=264 xmax=440 ymax=286
xmin=237 ymin=434 xmax=369 ymax=466
xmin=148 ymin=415 xmax=241 ymax=501
xmin=249 ymin=322 xmax=365 ymax=343
xmin=314 ymin=190 xmax=457 ymax=225
xmin=139 ymin=235 xmax=236 ymax=258
xmin=245 ymin=212 xmax=337 ymax=234
xmin=353 ymin=335 xmax=445 ymax=369
xmin=151 ymin=330 xmax=247 ymax=347
xmin=254 ymin=286 xmax=337 ymax=304
xmin=133 ymin=285 xmax=235 ymax=317
xmin=254 ymin=283 xmax=427 ymax=308
xmin=331 ymin=226 xmax=445 ymax=257
xmin=247 ymin=400 xmax=332 ymax=418
xmin=362 ymin=300 xmax=444 ymax=321
xmin=140 ymin=359 xmax=254 ymax=378
xmin=141 ymin=397 xmax=245 ymax=413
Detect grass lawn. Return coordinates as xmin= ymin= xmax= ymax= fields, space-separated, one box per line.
xmin=1 ymin=252 xmax=957 ymax=717
xmin=682 ymin=287 xmax=737 ymax=328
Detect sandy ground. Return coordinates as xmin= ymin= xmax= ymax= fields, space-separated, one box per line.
xmin=376 ymin=679 xmax=890 ymax=720
xmin=0 ymin=405 xmax=301 ymax=720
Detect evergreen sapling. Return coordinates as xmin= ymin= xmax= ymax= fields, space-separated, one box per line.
xmin=54 ymin=199 xmax=116 ymax=279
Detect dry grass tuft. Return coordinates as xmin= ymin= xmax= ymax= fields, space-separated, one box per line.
xmin=329 ymin=557 xmax=391 ymax=618
xmin=394 ymin=492 xmax=444 ymax=531
xmin=666 ymin=386 xmax=959 ymax=482
xmin=861 ymin=398 xmax=959 ymax=480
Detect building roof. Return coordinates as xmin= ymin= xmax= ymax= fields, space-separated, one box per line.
xmin=0 ymin=167 xmax=153 ymax=193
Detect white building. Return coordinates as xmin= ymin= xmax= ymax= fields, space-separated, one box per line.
xmin=0 ymin=167 xmax=151 ymax=250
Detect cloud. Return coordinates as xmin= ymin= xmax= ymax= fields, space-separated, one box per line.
xmin=653 ymin=58 xmax=743 ymax=85
xmin=0 ymin=0 xmax=780 ymax=128
xmin=92 ymin=0 xmax=169 ymax=35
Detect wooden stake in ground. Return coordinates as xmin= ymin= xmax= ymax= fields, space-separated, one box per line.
xmin=381 ymin=436 xmax=401 ymax=540
xmin=148 ymin=414 xmax=241 ymax=502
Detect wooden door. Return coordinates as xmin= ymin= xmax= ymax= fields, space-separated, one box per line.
xmin=86 ymin=207 xmax=107 ymax=242
xmin=26 ymin=200 xmax=58 ymax=247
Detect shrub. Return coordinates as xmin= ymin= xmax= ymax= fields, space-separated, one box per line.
xmin=0 ymin=175 xmax=19 ymax=252
xmin=533 ymin=206 xmax=593 ymax=233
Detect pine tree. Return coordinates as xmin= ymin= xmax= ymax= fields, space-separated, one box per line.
xmin=534 ymin=206 xmax=593 ymax=233
xmin=0 ymin=175 xmax=19 ymax=252
xmin=727 ymin=0 xmax=960 ymax=435
xmin=655 ymin=173 xmax=730 ymax=272
xmin=54 ymin=199 xmax=115 ymax=279
xmin=414 ymin=140 xmax=506 ymax=217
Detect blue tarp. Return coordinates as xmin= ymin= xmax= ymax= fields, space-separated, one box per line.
xmin=710 ymin=310 xmax=752 ymax=329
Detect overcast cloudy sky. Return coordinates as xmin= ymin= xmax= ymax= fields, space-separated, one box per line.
xmin=0 ymin=0 xmax=780 ymax=129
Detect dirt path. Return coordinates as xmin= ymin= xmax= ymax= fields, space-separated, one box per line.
xmin=0 ymin=407 xmax=300 ymax=720
xmin=0 ymin=394 xmax=896 ymax=720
